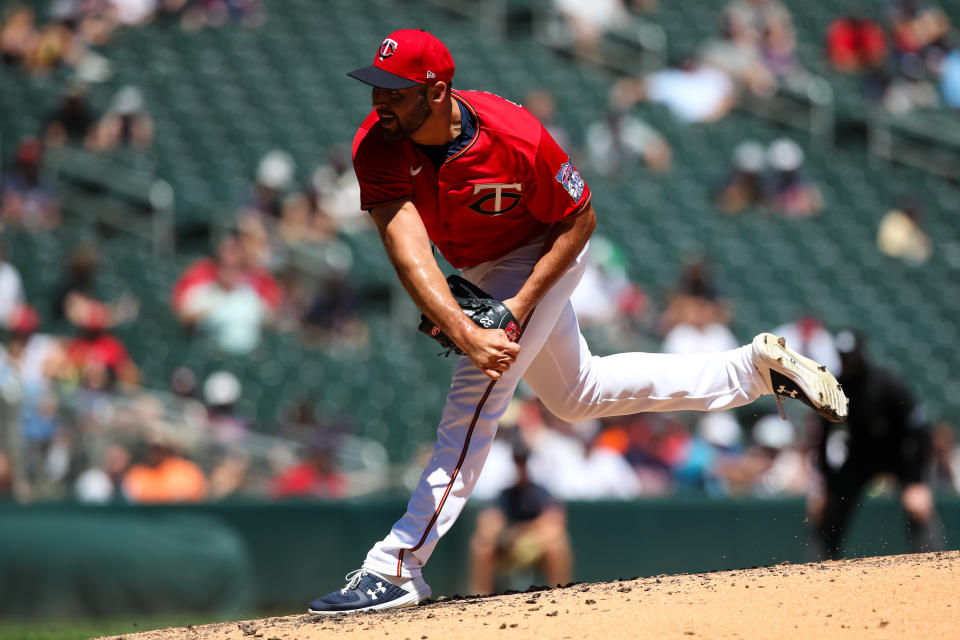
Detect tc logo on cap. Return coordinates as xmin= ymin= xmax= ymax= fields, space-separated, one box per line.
xmin=378 ymin=38 xmax=398 ymax=61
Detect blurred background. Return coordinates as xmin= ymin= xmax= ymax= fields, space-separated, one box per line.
xmin=1 ymin=0 xmax=960 ymax=627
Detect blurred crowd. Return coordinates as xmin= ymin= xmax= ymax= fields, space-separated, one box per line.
xmin=0 ymin=0 xmax=958 ymax=512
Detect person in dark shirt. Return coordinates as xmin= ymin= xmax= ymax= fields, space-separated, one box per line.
xmin=468 ymin=439 xmax=572 ymax=594
xmin=810 ymin=330 xmax=944 ymax=558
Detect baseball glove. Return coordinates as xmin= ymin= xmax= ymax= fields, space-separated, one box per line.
xmin=418 ymin=275 xmax=522 ymax=356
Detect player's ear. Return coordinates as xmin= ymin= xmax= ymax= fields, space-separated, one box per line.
xmin=428 ymin=81 xmax=448 ymax=105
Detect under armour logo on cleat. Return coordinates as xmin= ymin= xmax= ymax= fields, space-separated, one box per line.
xmin=776 ymin=385 xmax=798 ymax=398
xmin=367 ymin=582 xmax=387 ymax=600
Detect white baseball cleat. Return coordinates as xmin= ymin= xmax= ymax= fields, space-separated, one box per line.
xmin=752 ymin=333 xmax=849 ymax=423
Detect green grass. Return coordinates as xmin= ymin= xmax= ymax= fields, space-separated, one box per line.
xmin=0 ymin=612 xmax=268 ymax=640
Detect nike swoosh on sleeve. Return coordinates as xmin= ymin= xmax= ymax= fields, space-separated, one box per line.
xmin=409 ymin=165 xmax=423 ymax=176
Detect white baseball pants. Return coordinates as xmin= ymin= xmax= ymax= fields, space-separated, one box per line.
xmin=363 ymin=237 xmax=769 ymax=579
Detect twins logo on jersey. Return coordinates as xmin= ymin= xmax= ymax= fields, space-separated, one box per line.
xmin=468 ymin=183 xmax=523 ymax=216
xmin=555 ymin=160 xmax=585 ymax=202
xmin=379 ymin=38 xmax=399 ymax=61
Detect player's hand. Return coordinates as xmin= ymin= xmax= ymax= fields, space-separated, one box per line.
xmin=462 ymin=326 xmax=520 ymax=380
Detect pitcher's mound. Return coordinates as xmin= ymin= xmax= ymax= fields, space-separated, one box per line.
xmin=99 ymin=551 xmax=960 ymax=640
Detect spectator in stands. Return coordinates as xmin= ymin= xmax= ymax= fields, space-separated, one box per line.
xmin=930 ymin=422 xmax=960 ymax=493
xmin=701 ymin=6 xmax=776 ymax=96
xmin=766 ymin=138 xmax=822 ymax=218
xmin=826 ymin=15 xmax=889 ymax=72
xmin=65 ymin=300 xmax=141 ymax=389
xmin=0 ymin=4 xmax=37 ymax=67
xmin=614 ymin=55 xmax=736 ymax=123
xmin=247 ymin=149 xmax=295 ymax=220
xmin=309 ymin=145 xmax=369 ymax=233
xmin=174 ymin=234 xmax=281 ymax=315
xmin=468 ymin=438 xmax=572 ymax=594
xmin=0 ymin=451 xmax=13 ymax=499
xmin=89 ymin=85 xmax=155 ymax=152
xmin=888 ymin=0 xmax=951 ymax=76
xmin=772 ymin=315 xmax=841 ymax=376
xmin=0 ymin=137 xmax=62 ymax=231
xmin=721 ymin=0 xmax=798 ymax=78
xmin=659 ymin=258 xmax=732 ymax=336
xmin=524 ymin=90 xmax=574 ymax=159
xmin=123 ymin=434 xmax=207 ymax=503
xmin=877 ymin=200 xmax=932 ymax=264
xmin=726 ymin=413 xmax=809 ymax=496
xmin=202 ymin=370 xmax=251 ymax=443
xmin=670 ymin=412 xmax=743 ymax=495
xmin=270 ymin=435 xmax=347 ymax=500
xmin=585 ymin=107 xmax=671 ymax=178
xmin=178 ymin=0 xmax=265 ymax=31
xmin=208 ymin=449 xmax=253 ymax=500
xmin=940 ymin=47 xmax=960 ymax=108
xmin=570 ymin=235 xmax=648 ymax=347
xmin=44 ymin=84 xmax=96 ymax=148
xmin=0 ymin=246 xmax=24 ymax=326
xmin=54 ymin=244 xmax=139 ymax=328
xmin=176 ymin=236 xmax=272 ymax=356
xmin=74 ymin=442 xmax=132 ymax=503
xmin=810 ymin=329 xmax=944 ymax=558
xmin=553 ymin=0 xmax=630 ymax=59
xmin=715 ymin=140 xmax=767 ymax=214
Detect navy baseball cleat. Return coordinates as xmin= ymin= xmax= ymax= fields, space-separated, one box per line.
xmin=752 ymin=333 xmax=849 ymax=423
xmin=307 ymin=568 xmax=432 ymax=615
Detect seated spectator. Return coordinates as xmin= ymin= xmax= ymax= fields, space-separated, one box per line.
xmin=701 ymin=8 xmax=776 ymax=96
xmin=247 ymin=149 xmax=295 ymax=220
xmin=826 ymin=16 xmax=888 ymax=72
xmin=469 ymin=439 xmax=572 ymax=594
xmin=65 ymin=301 xmax=141 ymax=388
xmin=0 ymin=451 xmax=13 ymax=499
xmin=0 ymin=137 xmax=61 ymax=231
xmin=178 ymin=0 xmax=265 ymax=30
xmin=570 ymin=235 xmax=648 ymax=344
xmin=772 ymin=315 xmax=841 ymax=375
xmin=524 ymin=90 xmax=574 ymax=156
xmin=0 ymin=4 xmax=36 ymax=67
xmin=940 ymin=48 xmax=960 ymax=109
xmin=310 ymin=145 xmax=369 ymax=232
xmin=930 ymin=422 xmax=960 ymax=494
xmin=123 ymin=436 xmax=207 ymax=503
xmin=89 ymin=85 xmax=154 ymax=152
xmin=766 ymin=138 xmax=822 ymax=217
xmin=270 ymin=436 xmax=347 ymax=500
xmin=54 ymin=244 xmax=139 ymax=328
xmin=74 ymin=442 xmax=132 ymax=503
xmin=0 ymin=245 xmax=24 ymax=326
xmin=888 ymin=0 xmax=951 ymax=76
xmin=44 ymin=84 xmax=96 ymax=148
xmin=659 ymin=258 xmax=732 ymax=335
xmin=617 ymin=55 xmax=736 ymax=123
xmin=176 ymin=238 xmax=272 ymax=356
xmin=877 ymin=201 xmax=932 ymax=264
xmin=585 ymin=107 xmax=671 ymax=178
xmin=202 ymin=370 xmax=251 ymax=443
xmin=208 ymin=449 xmax=252 ymax=500
xmin=722 ymin=0 xmax=798 ymax=78
xmin=553 ymin=0 xmax=630 ymax=59
xmin=715 ymin=140 xmax=767 ymax=213
xmin=726 ymin=413 xmax=809 ymax=496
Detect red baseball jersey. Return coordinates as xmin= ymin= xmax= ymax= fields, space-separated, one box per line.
xmin=351 ymin=90 xmax=591 ymax=269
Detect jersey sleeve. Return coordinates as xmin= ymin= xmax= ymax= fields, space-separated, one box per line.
xmin=351 ymin=117 xmax=413 ymax=211
xmin=526 ymin=123 xmax=591 ymax=223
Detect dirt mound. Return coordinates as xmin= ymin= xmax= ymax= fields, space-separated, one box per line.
xmin=98 ymin=551 xmax=960 ymax=640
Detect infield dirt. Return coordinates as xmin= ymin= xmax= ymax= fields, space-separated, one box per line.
xmin=98 ymin=550 xmax=960 ymax=640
